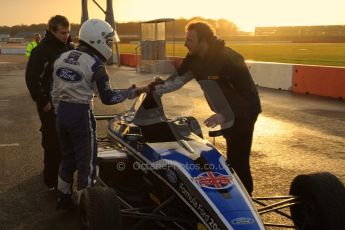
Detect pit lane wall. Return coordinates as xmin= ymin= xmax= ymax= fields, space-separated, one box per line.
xmin=246 ymin=61 xmax=293 ymax=91
xmin=246 ymin=61 xmax=345 ymax=99
xmin=1 ymin=47 xmax=343 ymax=99
xmin=292 ymin=65 xmax=345 ymax=99
xmin=120 ymin=54 xmax=345 ymax=100
xmin=0 ymin=48 xmax=25 ymax=55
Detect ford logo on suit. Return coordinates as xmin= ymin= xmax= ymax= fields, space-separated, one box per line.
xmin=56 ymin=68 xmax=82 ymax=82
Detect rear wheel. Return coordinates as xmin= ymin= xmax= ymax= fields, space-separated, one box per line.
xmin=79 ymin=187 xmax=121 ymax=230
xmin=289 ymin=172 xmax=345 ymax=230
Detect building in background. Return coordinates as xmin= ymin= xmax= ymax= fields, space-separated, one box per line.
xmin=0 ymin=34 xmax=10 ymax=42
xmin=255 ymin=25 xmax=345 ymax=36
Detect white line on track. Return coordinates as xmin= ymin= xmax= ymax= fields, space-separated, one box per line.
xmin=0 ymin=143 xmax=20 ymax=147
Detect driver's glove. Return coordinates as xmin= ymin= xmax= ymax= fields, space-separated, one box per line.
xmin=148 ymin=77 xmax=165 ymax=91
xmin=127 ymin=84 xmax=138 ymax=99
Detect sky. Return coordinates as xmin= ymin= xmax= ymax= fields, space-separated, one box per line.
xmin=0 ymin=0 xmax=344 ymax=31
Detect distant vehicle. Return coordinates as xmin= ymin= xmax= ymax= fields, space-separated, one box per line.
xmin=7 ymin=37 xmax=24 ymax=43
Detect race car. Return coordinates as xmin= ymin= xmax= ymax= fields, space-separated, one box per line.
xmin=79 ymin=92 xmax=345 ymax=230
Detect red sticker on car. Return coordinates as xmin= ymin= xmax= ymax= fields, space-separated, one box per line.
xmin=194 ymin=172 xmax=233 ymax=189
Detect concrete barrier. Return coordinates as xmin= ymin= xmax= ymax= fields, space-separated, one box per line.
xmin=292 ymin=65 xmax=345 ymax=99
xmin=119 ymin=54 xmax=345 ymax=100
xmin=0 ymin=48 xmax=25 ymax=55
xmin=154 ymin=60 xmax=176 ymax=74
xmin=246 ymin=61 xmax=293 ymax=90
xmin=120 ymin=53 xmax=138 ymax=67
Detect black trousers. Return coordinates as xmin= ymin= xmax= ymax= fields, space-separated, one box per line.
xmin=223 ymin=115 xmax=258 ymax=196
xmin=37 ymin=105 xmax=61 ymax=188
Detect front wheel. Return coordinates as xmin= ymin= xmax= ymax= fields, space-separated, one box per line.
xmin=79 ymin=187 xmax=121 ymax=230
xmin=289 ymin=172 xmax=345 ymax=230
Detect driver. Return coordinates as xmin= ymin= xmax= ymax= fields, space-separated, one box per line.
xmin=51 ymin=19 xmax=142 ymax=209
xmin=145 ymin=21 xmax=261 ymax=196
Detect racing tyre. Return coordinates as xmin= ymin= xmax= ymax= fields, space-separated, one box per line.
xmin=79 ymin=187 xmax=121 ymax=230
xmin=185 ymin=116 xmax=203 ymax=139
xmin=289 ymin=172 xmax=345 ymax=230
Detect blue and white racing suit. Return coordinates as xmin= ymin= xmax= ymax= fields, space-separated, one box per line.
xmin=52 ymin=47 xmax=136 ymax=197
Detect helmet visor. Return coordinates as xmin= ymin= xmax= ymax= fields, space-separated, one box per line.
xmin=105 ymin=31 xmax=120 ymax=48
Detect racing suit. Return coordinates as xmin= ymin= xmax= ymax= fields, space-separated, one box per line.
xmin=25 ymin=31 xmax=74 ymax=188
xmin=154 ymin=39 xmax=261 ymax=195
xmin=52 ymin=45 xmax=137 ymax=204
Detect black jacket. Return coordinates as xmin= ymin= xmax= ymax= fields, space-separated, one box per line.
xmin=178 ymin=39 xmax=261 ymax=118
xmin=25 ymin=31 xmax=74 ymax=108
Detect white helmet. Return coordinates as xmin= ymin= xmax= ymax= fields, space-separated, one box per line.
xmin=79 ymin=19 xmax=120 ymax=60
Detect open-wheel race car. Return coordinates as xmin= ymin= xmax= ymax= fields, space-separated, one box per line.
xmin=79 ymin=92 xmax=345 ymax=230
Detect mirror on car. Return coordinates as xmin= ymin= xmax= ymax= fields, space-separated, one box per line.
xmin=124 ymin=133 xmax=143 ymax=142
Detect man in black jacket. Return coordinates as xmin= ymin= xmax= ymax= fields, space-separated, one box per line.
xmin=149 ymin=22 xmax=261 ymax=195
xmin=25 ymin=15 xmax=74 ymax=189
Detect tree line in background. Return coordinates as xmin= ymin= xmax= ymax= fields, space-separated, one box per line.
xmin=116 ymin=17 xmax=239 ymax=39
xmin=1 ymin=17 xmax=344 ymax=43
xmin=0 ymin=23 xmax=81 ymax=37
xmin=0 ymin=17 xmax=238 ymax=39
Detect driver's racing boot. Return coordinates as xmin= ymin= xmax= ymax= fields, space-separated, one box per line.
xmin=56 ymin=192 xmax=73 ymax=210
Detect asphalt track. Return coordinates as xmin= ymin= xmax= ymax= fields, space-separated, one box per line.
xmin=0 ymin=55 xmax=344 ymax=229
